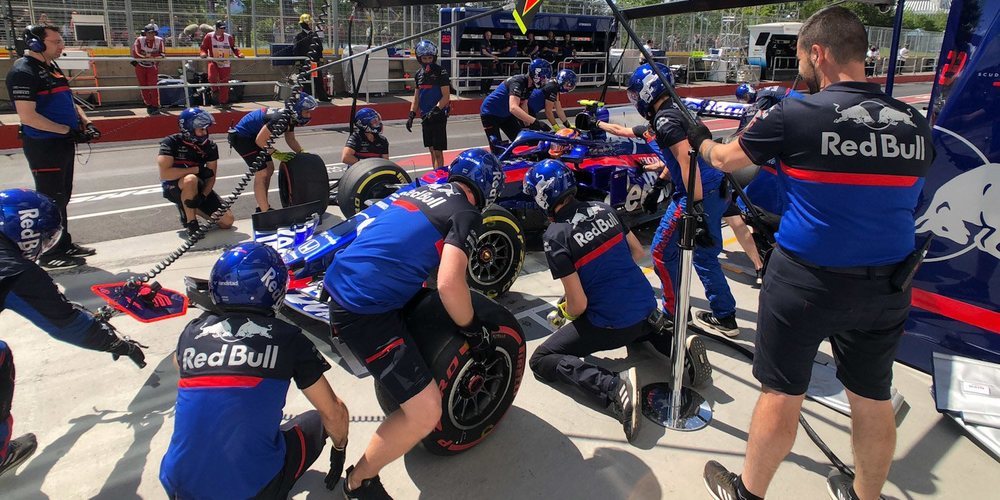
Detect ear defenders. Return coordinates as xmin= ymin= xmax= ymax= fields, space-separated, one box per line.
xmin=24 ymin=25 xmax=46 ymax=53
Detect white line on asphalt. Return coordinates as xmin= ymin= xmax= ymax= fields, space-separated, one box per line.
xmin=68 ymin=148 xmax=463 ymax=201
xmin=68 ymin=188 xmax=275 ymax=220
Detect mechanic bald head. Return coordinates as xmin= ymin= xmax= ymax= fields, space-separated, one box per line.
xmin=796 ymin=6 xmax=868 ymax=94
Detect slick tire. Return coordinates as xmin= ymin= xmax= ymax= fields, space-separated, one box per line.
xmin=373 ymin=289 xmax=526 ymax=456
xmin=467 ymin=205 xmax=525 ymax=298
xmin=336 ymin=158 xmax=411 ymax=217
xmin=278 ymin=152 xmax=330 ymax=208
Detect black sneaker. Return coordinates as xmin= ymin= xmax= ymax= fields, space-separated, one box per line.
xmin=254 ymin=206 xmax=274 ymax=213
xmin=39 ymin=254 xmax=85 ymax=270
xmin=147 ymin=106 xmax=161 ymax=116
xmin=826 ymin=471 xmax=884 ymax=500
xmin=65 ymin=243 xmax=97 ymax=257
xmin=753 ymin=269 xmax=763 ymax=289
xmin=703 ymin=460 xmax=741 ymax=500
xmin=685 ymin=335 xmax=713 ymax=388
xmin=693 ymin=311 xmax=740 ymax=338
xmin=0 ymin=433 xmax=38 ymax=478
xmin=344 ymin=465 xmax=393 ymax=500
xmin=610 ymin=367 xmax=640 ymax=442
xmin=185 ymin=219 xmax=201 ymax=238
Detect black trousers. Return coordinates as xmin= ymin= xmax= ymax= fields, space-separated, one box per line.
xmin=529 ymin=315 xmax=672 ymax=407
xmin=22 ymin=136 xmax=76 ymax=254
xmin=255 ymin=410 xmax=327 ymax=499
xmin=480 ymin=114 xmax=523 ymax=154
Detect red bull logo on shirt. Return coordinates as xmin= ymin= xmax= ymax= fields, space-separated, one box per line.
xmin=821 ymin=132 xmax=928 ymax=160
xmin=181 ymin=344 xmax=280 ymax=370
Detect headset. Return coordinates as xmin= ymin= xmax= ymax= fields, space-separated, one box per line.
xmin=24 ymin=25 xmax=47 ymax=53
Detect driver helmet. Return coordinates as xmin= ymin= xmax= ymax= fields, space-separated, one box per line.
xmin=142 ymin=24 xmax=157 ymax=35
xmin=548 ymin=128 xmax=579 ymax=158
xmin=353 ymin=107 xmax=382 ymax=135
xmin=522 ymin=159 xmax=576 ymax=216
xmin=215 ymin=20 xmax=227 ymax=30
xmin=179 ymin=107 xmax=215 ymax=145
xmin=0 ymin=189 xmax=63 ymax=262
xmin=447 ymin=149 xmax=504 ymax=210
xmin=209 ymin=242 xmax=288 ymax=312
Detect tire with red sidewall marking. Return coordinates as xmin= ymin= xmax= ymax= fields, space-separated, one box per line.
xmin=373 ymin=289 xmax=526 ymax=455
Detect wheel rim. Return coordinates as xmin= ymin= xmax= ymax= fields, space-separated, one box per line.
xmin=359 ymin=178 xmax=398 ymax=209
xmin=447 ymin=348 xmax=513 ymax=430
xmin=469 ymin=229 xmax=514 ymax=287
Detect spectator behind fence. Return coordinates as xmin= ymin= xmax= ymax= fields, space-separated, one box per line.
xmin=897 ymin=43 xmax=910 ymax=74
xmin=866 ymin=45 xmax=879 ymax=77
xmin=133 ymin=24 xmax=165 ymax=115
xmin=6 ymin=25 xmax=100 ymax=269
xmin=200 ymin=20 xmax=244 ymax=110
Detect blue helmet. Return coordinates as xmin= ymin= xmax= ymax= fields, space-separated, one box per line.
xmin=209 ymin=242 xmax=288 ymax=312
xmin=556 ymin=69 xmax=577 ymax=93
xmin=735 ymin=83 xmax=757 ymax=103
xmin=447 ymin=149 xmax=504 ymax=210
xmin=415 ymin=40 xmax=436 ymax=60
xmin=179 ymin=107 xmax=215 ymax=145
xmin=354 ymin=107 xmax=382 ymax=135
xmin=294 ymin=92 xmax=318 ymax=125
xmin=0 ymin=189 xmax=62 ymax=262
xmin=528 ymin=59 xmax=552 ymax=87
xmin=522 ymin=159 xmax=576 ymax=215
xmin=627 ymin=63 xmax=674 ymax=119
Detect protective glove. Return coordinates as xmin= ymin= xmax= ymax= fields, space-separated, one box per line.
xmin=425 ymin=106 xmax=445 ymax=123
xmin=562 ymin=120 xmax=572 ymax=130
xmin=109 ymin=335 xmax=148 ymax=368
xmin=643 ymin=177 xmax=668 ymax=214
xmin=546 ymin=297 xmax=577 ymax=328
xmin=69 ymin=127 xmax=93 ymax=143
xmin=459 ymin=316 xmax=494 ymax=357
xmin=406 ymin=111 xmax=415 ymax=132
xmin=684 ymin=118 xmax=712 ymax=155
xmin=690 ymin=200 xmax=715 ymax=248
xmin=196 ymin=166 xmax=215 ymax=180
xmin=528 ymin=119 xmax=549 ymax=132
xmin=85 ymin=123 xmax=101 ymax=141
xmin=271 ymin=150 xmax=296 ymax=163
xmin=184 ymin=192 xmax=205 ymax=209
xmin=551 ymin=123 xmax=562 ymax=132
xmin=324 ymin=440 xmax=347 ymax=490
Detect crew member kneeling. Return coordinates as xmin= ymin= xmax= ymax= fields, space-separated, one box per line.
xmin=159 ymin=107 xmax=234 ymax=238
xmin=342 ymin=108 xmax=389 ymax=167
xmin=524 ymin=160 xmax=711 ymax=443
xmin=479 ymin=58 xmax=553 ymax=153
xmin=160 ymin=242 xmax=350 ymax=498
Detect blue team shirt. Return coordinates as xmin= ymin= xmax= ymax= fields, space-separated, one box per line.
xmin=233 ymin=108 xmax=293 ymax=138
xmin=325 ymin=183 xmax=483 ymax=314
xmin=415 ymin=63 xmax=450 ymax=115
xmin=527 ymin=81 xmax=560 ymax=116
xmin=738 ymin=81 xmax=934 ymax=266
xmin=6 ymin=57 xmax=80 ymax=139
xmin=160 ymin=313 xmax=330 ymax=499
xmin=544 ymin=201 xmax=655 ymax=328
xmin=481 ymin=74 xmax=531 ymax=118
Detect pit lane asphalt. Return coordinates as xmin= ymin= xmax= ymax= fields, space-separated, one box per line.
xmin=0 ymin=83 xmax=932 ymax=245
